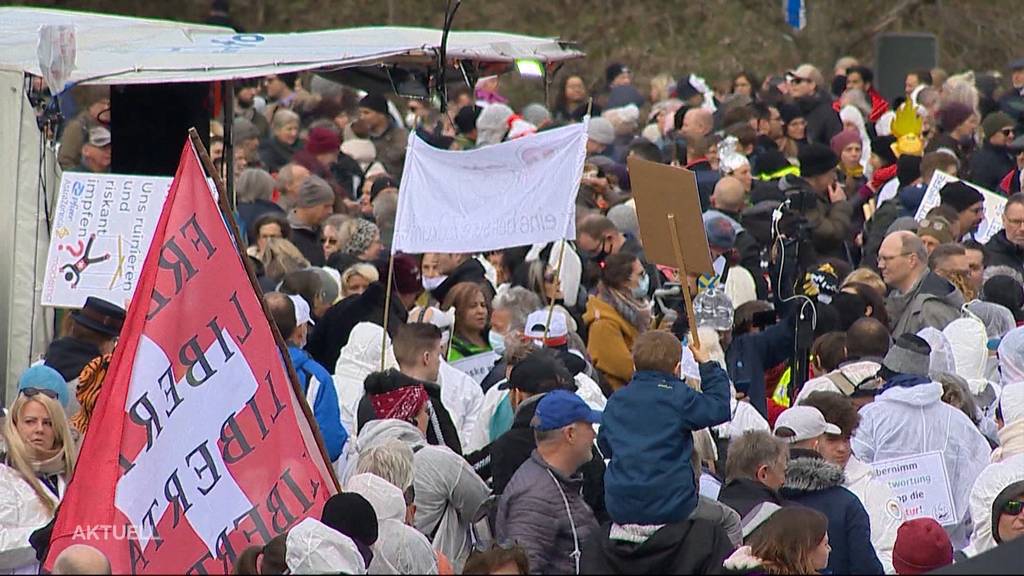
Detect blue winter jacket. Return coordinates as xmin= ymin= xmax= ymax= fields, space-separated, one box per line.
xmin=598 ymin=362 xmax=731 ymax=525
xmin=288 ymin=345 xmax=346 ymax=462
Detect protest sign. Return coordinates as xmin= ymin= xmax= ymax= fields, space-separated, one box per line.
xmin=42 ymin=172 xmax=173 ymax=309
xmin=46 ymin=141 xmax=336 ymax=574
xmin=451 ymin=350 xmax=501 ymax=385
xmin=913 ymin=170 xmax=1007 ymax=244
xmin=871 ymin=451 xmax=956 ymax=526
xmin=392 ymin=123 xmax=586 ymax=254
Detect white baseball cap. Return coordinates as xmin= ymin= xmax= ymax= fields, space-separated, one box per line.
xmin=525 ymin=309 xmax=568 ymax=347
xmin=773 ymin=406 xmax=841 ymax=444
xmin=288 ymin=294 xmax=315 ymax=327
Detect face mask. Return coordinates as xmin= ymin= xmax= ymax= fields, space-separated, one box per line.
xmin=632 ymin=272 xmax=650 ymax=299
xmin=488 ymin=330 xmax=507 ymax=355
xmin=405 ymin=112 xmax=418 ymax=130
xmin=422 ymin=275 xmax=447 ymax=292
xmin=587 ymin=237 xmax=612 ymax=264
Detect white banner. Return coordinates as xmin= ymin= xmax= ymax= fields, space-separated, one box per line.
xmin=451 ymin=351 xmax=501 ymax=385
xmin=42 ymin=172 xmax=172 ymax=308
xmin=871 ymin=451 xmax=956 ymax=526
xmin=914 ymin=170 xmax=1007 ymax=244
xmin=392 ymin=123 xmax=586 ymax=254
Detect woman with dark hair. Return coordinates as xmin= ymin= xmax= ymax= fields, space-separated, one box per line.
xmin=248 ymin=213 xmax=291 ymax=255
xmin=732 ymin=71 xmax=762 ymax=100
xmin=463 ymin=545 xmax=530 ymax=575
xmin=724 ymin=506 xmax=831 ymax=574
xmin=442 ymin=281 xmax=492 ymax=361
xmin=552 ymin=75 xmax=598 ymax=123
xmin=583 ymin=252 xmax=650 ymax=391
xmin=279 ymin=269 xmax=329 ymax=319
xmin=840 ymin=281 xmax=890 ymax=329
xmin=777 ymin=102 xmax=806 ymax=161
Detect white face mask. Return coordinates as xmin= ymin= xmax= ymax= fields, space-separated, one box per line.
xmin=488 ymin=330 xmax=507 ymax=355
xmin=422 ymin=275 xmax=447 ymax=292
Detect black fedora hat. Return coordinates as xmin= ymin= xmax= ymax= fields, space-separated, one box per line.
xmin=71 ymin=296 xmax=126 ymax=338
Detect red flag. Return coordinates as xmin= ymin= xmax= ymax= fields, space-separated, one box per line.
xmin=46 ymin=140 xmax=336 ymax=574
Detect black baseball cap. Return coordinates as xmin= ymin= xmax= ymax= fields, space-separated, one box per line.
xmin=499 ymin=349 xmax=575 ymax=393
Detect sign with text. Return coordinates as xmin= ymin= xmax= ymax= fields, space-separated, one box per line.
xmin=871 ymin=451 xmax=956 ymax=526
xmin=46 ymin=142 xmax=336 ymax=574
xmin=43 ymin=172 xmax=173 ymax=309
xmin=913 ymin=170 xmax=1007 ymax=244
xmin=451 ymin=351 xmax=500 ymax=385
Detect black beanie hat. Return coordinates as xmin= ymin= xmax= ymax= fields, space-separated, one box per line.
xmin=798 ymin=143 xmax=839 ymax=178
xmin=454 ymin=105 xmax=482 ymax=134
xmin=939 ymin=181 xmax=984 ymax=212
xmin=359 ymin=93 xmax=390 ymax=115
xmin=321 ymin=492 xmax=379 ymax=566
xmin=871 ymin=135 xmax=898 ymax=166
xmin=778 ymin=102 xmax=804 ymax=125
xmin=605 ymin=63 xmax=629 ymax=85
xmin=896 ymin=154 xmax=922 ymax=188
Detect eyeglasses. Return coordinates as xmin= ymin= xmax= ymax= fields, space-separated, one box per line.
xmin=1001 ymin=128 xmax=1016 ymax=136
xmin=877 ymin=252 xmax=912 ymax=264
xmin=21 ymin=387 xmax=59 ymax=400
xmin=1003 ymin=499 xmax=1024 ymax=516
xmin=322 ymin=236 xmax=339 ymax=245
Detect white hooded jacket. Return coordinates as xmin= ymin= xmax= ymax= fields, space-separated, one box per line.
xmin=333 ymin=323 xmax=398 ymax=439
xmin=437 ymin=360 xmax=484 ymax=448
xmin=796 ymin=360 xmax=882 ymax=403
xmin=844 ymin=456 xmax=903 ymax=574
xmin=963 ymin=453 xmax=1024 ymax=557
xmin=852 ymin=381 xmax=992 ymax=548
xmin=944 ymin=317 xmax=992 ymax=397
xmin=0 ymin=465 xmax=63 ymax=573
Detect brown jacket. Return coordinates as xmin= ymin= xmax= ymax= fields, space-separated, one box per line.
xmin=583 ymin=296 xmax=639 ymax=391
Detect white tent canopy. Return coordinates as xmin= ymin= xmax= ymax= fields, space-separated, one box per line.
xmin=0 ymin=7 xmax=582 ymax=87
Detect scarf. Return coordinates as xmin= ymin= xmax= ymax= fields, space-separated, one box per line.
xmin=609 ymin=523 xmax=664 ymax=544
xmin=882 ymin=373 xmax=931 ymax=391
xmin=869 ymin=163 xmax=898 ymax=193
xmin=841 ymin=164 xmax=865 ymax=179
xmin=26 ymin=442 xmax=67 ymax=477
xmin=598 ymin=285 xmax=651 ymax=333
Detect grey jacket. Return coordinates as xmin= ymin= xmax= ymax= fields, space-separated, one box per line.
xmin=692 ymin=495 xmax=743 ymax=548
xmin=886 ymin=271 xmax=964 ymax=337
xmin=496 ymin=451 xmax=599 ymax=575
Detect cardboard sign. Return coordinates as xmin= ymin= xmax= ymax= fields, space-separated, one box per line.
xmin=626 ymin=157 xmax=714 ymax=274
xmin=42 ymin=172 xmax=173 ymax=308
xmin=871 ymin=451 xmax=957 ymax=526
xmin=451 ymin=351 xmax=500 ymax=385
xmin=914 ymin=170 xmax=1007 ymax=244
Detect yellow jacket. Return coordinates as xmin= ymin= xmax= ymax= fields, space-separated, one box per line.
xmin=583 ymin=295 xmax=639 ymax=391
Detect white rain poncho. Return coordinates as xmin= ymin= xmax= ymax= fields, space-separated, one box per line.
xmin=997 ymin=326 xmax=1024 ymax=387
xmin=963 ymin=453 xmax=1024 ymax=557
xmin=917 ymin=326 xmax=956 ymax=376
xmin=437 ymin=360 xmax=484 ymax=448
xmin=852 ymin=382 xmax=992 ymax=546
xmin=839 ymin=105 xmax=873 ymax=176
xmin=285 ymin=518 xmax=366 ymax=575
xmin=334 ymin=323 xmax=398 ymax=439
xmin=966 ymin=301 xmax=1016 ymax=340
xmin=368 ymin=519 xmax=439 ymax=575
xmin=346 ymin=473 xmax=406 ymax=523
xmin=944 ymin=317 xmax=991 ymax=396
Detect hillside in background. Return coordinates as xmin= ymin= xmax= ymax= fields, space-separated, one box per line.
xmin=11 ymin=0 xmax=1024 ymax=104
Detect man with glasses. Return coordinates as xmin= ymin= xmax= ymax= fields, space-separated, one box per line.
xmin=785 ymin=64 xmax=842 ymax=146
xmin=985 ymin=193 xmax=1024 ymax=277
xmin=878 ymin=231 xmax=963 ymax=336
xmin=970 ymin=112 xmax=1018 ymax=190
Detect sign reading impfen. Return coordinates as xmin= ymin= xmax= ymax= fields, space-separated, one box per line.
xmin=913 ymin=170 xmax=1007 ymax=244
xmin=392 ymin=123 xmax=586 ymax=254
xmin=871 ymin=451 xmax=956 ymax=526
xmin=43 ymin=172 xmax=172 ymax=309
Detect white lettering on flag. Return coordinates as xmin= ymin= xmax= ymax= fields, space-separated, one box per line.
xmin=392 ymin=123 xmax=586 ymax=254
xmin=115 ymin=331 xmax=258 ymax=554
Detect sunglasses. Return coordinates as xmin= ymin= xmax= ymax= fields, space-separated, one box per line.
xmin=788 ymin=76 xmax=810 ymax=84
xmin=1001 ymin=128 xmax=1016 ymax=136
xmin=1003 ymin=499 xmax=1024 ymax=516
xmin=22 ymin=387 xmax=59 ymax=400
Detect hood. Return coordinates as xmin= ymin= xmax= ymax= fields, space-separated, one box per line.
xmin=998 ymin=327 xmax=1024 ymax=387
xmin=336 ymin=322 xmax=397 ymax=379
xmin=582 ymin=294 xmax=630 ymax=331
xmin=510 ymin=394 xmax=544 ymax=429
xmin=844 ymin=455 xmax=873 ymax=486
xmin=597 ymin=521 xmax=700 ymax=573
xmin=917 ymin=327 xmax=957 ymax=376
xmin=836 ymin=360 xmax=883 ymax=384
xmin=703 ymin=209 xmax=745 ymax=233
xmin=878 ymin=380 xmax=943 ymax=407
xmin=354 ymin=418 xmax=426 ymax=455
xmin=966 ymin=454 xmax=1024 ymax=556
xmin=286 ymin=518 xmax=366 ymax=575
xmin=368 ymin=519 xmax=438 ymax=575
xmin=966 ymin=301 xmax=1016 ymax=340
xmin=44 ymin=337 xmax=102 ymax=381
xmin=919 ymin=271 xmax=964 ymax=306
xmin=289 ymin=345 xmax=313 ymax=373
xmin=944 ymin=317 xmax=991 ymax=394
xmin=993 ymin=419 xmax=1024 ymax=463
xmin=363 ymin=368 xmax=423 ymax=395
xmin=783 ymin=453 xmax=845 ymax=493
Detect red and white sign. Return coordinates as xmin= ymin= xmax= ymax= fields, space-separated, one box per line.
xmin=46 ymin=140 xmax=336 ymax=574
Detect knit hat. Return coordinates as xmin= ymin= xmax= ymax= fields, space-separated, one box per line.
xmin=939 ymin=181 xmax=984 ymax=212
xmin=305 ymin=127 xmax=341 ymax=155
xmin=705 ymin=216 xmax=737 ymax=249
xmin=521 ymin=103 xmax=552 ymax=127
xmin=896 ymin=154 xmax=922 ymax=187
xmin=778 ymin=102 xmax=804 ymax=126
xmin=605 ymin=62 xmax=630 ymax=86
xmin=892 ymin=518 xmax=953 ymax=574
xmin=391 ymin=253 xmax=422 ymax=296
xmin=359 ymin=93 xmax=390 ymax=116
xmin=342 ymin=219 xmax=380 ymax=257
xmin=675 ymin=76 xmax=700 ymax=101
xmin=982 ymin=111 xmax=1016 ymax=139
xmin=232 ymin=117 xmax=260 ymax=143
xmin=881 ymin=333 xmax=932 ymax=377
xmin=886 ymin=216 xmax=920 ymax=235
xmin=475 ymin=103 xmax=514 ymax=146
xmin=87 ymin=126 xmax=111 ymax=147
xmin=917 ymin=215 xmax=955 ymax=245
xmin=321 ymin=492 xmax=379 ymax=567
xmin=936 ymin=102 xmax=973 ymax=133
xmin=296 ymin=175 xmax=335 ymax=208
xmin=369 ymin=176 xmax=398 ymax=201
xmin=18 ymin=365 xmax=70 ymax=410
xmin=798 ymin=143 xmax=839 ymax=178
xmin=454 ymin=105 xmax=482 ymax=134
xmin=587 ymin=117 xmax=615 ymax=146
xmin=830 ymin=128 xmax=861 ymax=157
xmin=871 ymin=135 xmax=898 ymax=166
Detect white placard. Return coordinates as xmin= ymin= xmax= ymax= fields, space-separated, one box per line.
xmin=871 ymin=451 xmax=957 ymax=526
xmin=914 ymin=170 xmax=1007 ymax=244
xmin=451 ymin=351 xmax=500 ymax=385
xmin=42 ymin=172 xmax=172 ymax=308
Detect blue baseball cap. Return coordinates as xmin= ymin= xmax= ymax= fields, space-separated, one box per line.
xmin=531 ymin=390 xmax=602 ymax=431
xmin=18 ymin=365 xmax=70 ymax=410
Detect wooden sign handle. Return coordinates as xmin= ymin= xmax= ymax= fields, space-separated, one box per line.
xmin=668 ymin=213 xmax=701 ymax=350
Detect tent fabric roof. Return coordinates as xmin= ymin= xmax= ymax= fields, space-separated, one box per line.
xmin=0 ymin=7 xmax=582 ymax=86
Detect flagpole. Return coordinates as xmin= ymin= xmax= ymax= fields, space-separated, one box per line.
xmin=187 ymin=127 xmax=341 ymax=492
xmin=380 ymin=252 xmax=395 ymax=371
xmin=542 ymin=240 xmax=567 ymax=342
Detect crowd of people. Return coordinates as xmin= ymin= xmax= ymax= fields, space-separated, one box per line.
xmin=7 ymin=51 xmax=1024 ymax=575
